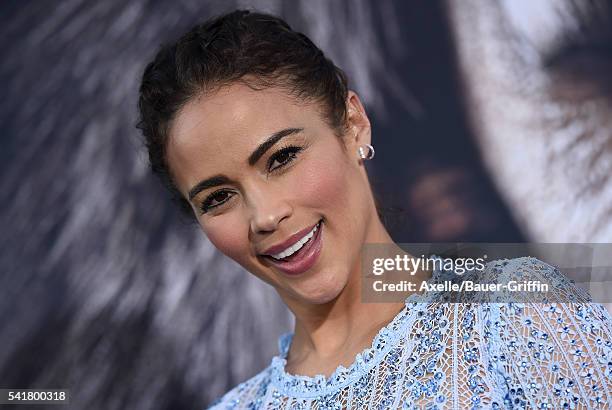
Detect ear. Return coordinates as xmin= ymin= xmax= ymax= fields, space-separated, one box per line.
xmin=345 ymin=90 xmax=371 ymax=153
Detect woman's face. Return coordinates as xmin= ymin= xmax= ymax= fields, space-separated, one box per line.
xmin=166 ymin=82 xmax=375 ymax=306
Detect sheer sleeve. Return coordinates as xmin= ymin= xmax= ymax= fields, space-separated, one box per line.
xmin=486 ymin=257 xmax=612 ymax=409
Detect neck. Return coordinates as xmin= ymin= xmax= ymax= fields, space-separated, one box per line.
xmin=279 ymin=211 xmax=426 ymax=377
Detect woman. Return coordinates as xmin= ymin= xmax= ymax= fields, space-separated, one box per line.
xmin=137 ymin=9 xmax=612 ymax=409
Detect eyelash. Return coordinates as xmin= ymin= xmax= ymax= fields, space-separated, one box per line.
xmin=267 ymin=145 xmax=303 ymax=173
xmin=199 ymin=145 xmax=304 ymax=214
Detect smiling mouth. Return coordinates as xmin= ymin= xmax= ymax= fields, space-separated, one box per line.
xmin=260 ymin=219 xmax=324 ymax=275
xmin=267 ymin=220 xmax=321 ymax=260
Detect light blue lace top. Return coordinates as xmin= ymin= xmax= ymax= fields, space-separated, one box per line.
xmin=208 ymin=257 xmax=612 ymax=409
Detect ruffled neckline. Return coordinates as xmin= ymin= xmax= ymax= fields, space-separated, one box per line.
xmin=268 ymin=255 xmax=453 ymax=398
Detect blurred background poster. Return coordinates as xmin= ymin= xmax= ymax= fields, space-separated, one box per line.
xmin=1 ymin=1 xmax=611 ymax=408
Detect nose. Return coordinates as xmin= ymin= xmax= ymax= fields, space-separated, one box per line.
xmin=247 ymin=184 xmax=292 ymax=235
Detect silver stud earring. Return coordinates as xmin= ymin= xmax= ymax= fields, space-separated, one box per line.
xmin=358 ymin=144 xmax=375 ymax=160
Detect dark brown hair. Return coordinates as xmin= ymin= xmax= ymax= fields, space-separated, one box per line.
xmin=136 ymin=9 xmax=349 ymax=219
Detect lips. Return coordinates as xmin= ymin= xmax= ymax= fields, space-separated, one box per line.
xmin=259 ymin=219 xmax=323 ymax=276
xmin=260 ymin=219 xmax=322 ymax=256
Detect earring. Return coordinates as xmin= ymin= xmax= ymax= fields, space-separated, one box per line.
xmin=357 ymin=144 xmax=375 ymax=160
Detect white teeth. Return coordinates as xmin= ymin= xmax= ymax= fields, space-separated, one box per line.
xmin=271 ymin=222 xmax=319 ymax=260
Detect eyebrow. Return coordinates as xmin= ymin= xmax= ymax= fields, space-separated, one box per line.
xmin=187 ymin=127 xmax=304 ymax=202
xmin=247 ymin=127 xmax=304 ymax=166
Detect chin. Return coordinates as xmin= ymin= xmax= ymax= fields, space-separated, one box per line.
xmin=305 ymin=290 xmax=341 ymax=305
xmin=291 ymin=271 xmax=348 ymax=305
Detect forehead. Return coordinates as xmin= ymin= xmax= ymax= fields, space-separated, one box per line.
xmin=166 ymin=83 xmax=321 ymax=189
xmin=170 ymin=83 xmax=306 ymax=151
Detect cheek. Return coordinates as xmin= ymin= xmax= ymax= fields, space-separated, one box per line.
xmin=203 ymin=217 xmax=248 ymax=261
xmin=296 ymin=147 xmax=352 ymax=210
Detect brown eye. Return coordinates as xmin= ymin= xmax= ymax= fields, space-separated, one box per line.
xmin=200 ymin=190 xmax=234 ymax=213
xmin=268 ymin=146 xmax=302 ymax=172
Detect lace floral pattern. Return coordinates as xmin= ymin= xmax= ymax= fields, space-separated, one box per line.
xmin=208 ymin=257 xmax=612 ymax=409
